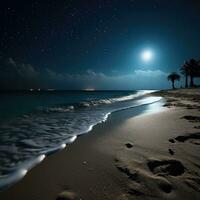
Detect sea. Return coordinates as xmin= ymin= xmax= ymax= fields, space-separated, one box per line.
xmin=0 ymin=90 xmax=162 ymax=188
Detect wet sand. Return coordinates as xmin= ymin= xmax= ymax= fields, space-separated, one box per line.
xmin=0 ymin=88 xmax=200 ymax=200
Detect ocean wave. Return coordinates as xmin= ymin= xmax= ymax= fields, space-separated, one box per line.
xmin=42 ymin=90 xmax=154 ymax=114
xmin=46 ymin=105 xmax=74 ymax=113
xmin=0 ymin=90 xmax=161 ymax=189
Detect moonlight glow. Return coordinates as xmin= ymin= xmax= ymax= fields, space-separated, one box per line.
xmin=141 ymin=50 xmax=153 ymax=62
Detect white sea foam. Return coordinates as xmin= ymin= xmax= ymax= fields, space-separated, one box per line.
xmin=0 ymin=90 xmax=162 ymax=189
xmin=0 ymin=154 xmax=46 ymax=189
xmin=43 ymin=90 xmax=154 ymax=114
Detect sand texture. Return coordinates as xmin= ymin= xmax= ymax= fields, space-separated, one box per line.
xmin=0 ymin=88 xmax=200 ymax=200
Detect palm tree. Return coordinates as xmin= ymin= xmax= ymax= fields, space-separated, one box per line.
xmin=167 ymin=72 xmax=180 ymax=89
xmin=196 ymin=60 xmax=200 ymax=80
xmin=180 ymin=62 xmax=190 ymax=88
xmin=184 ymin=59 xmax=199 ymax=87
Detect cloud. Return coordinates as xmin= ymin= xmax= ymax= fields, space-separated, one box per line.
xmin=7 ymin=57 xmax=39 ymax=78
xmin=44 ymin=68 xmax=170 ymax=90
xmin=0 ymin=57 xmax=39 ymax=89
xmin=0 ymin=55 xmax=172 ymax=90
xmin=133 ymin=69 xmax=167 ymax=77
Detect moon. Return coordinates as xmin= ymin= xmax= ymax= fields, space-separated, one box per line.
xmin=141 ymin=49 xmax=153 ymax=62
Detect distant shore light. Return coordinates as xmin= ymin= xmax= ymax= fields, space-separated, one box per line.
xmin=83 ymin=88 xmax=95 ymax=91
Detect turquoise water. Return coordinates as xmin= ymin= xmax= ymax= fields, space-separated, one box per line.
xmin=0 ymin=90 xmax=138 ymax=121
xmin=0 ymin=90 xmax=161 ymax=189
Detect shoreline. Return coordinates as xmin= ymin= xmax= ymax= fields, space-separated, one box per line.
xmin=0 ymin=89 xmax=200 ymax=199
xmin=0 ymin=94 xmax=161 ymax=190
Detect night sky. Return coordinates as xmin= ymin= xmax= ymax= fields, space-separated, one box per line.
xmin=0 ymin=0 xmax=200 ymax=90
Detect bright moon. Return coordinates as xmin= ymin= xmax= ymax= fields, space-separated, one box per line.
xmin=141 ymin=50 xmax=153 ymax=62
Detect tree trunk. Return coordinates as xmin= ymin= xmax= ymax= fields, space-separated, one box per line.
xmin=190 ymin=76 xmax=194 ymax=87
xmin=185 ymin=74 xmax=188 ymax=88
xmin=172 ymin=80 xmax=175 ymax=89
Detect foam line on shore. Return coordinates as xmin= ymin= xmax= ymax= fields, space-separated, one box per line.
xmin=0 ymin=95 xmax=163 ymax=190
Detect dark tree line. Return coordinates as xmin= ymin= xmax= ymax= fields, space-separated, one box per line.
xmin=167 ymin=58 xmax=200 ymax=89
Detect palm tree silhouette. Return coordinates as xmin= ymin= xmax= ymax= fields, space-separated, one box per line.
xmin=167 ymin=72 xmax=180 ymax=89
xmin=184 ymin=59 xmax=199 ymax=87
xmin=180 ymin=62 xmax=190 ymax=88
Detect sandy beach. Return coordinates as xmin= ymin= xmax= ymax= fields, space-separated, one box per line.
xmin=0 ymin=88 xmax=200 ymax=200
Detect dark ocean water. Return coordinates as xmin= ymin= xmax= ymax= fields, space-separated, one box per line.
xmin=0 ymin=90 xmax=161 ymax=188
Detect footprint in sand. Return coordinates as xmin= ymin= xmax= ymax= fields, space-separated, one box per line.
xmin=168 ymin=149 xmax=174 ymax=155
xmin=169 ymin=132 xmax=200 ymax=145
xmin=147 ymin=159 xmax=185 ymax=176
xmin=181 ymin=115 xmax=200 ymax=123
xmin=125 ymin=143 xmax=134 ymax=148
xmin=115 ymin=159 xmax=174 ymax=196
xmin=169 ymin=139 xmax=175 ymax=143
xmin=56 ymin=190 xmax=79 ymax=200
xmin=175 ymin=132 xmax=200 ymax=143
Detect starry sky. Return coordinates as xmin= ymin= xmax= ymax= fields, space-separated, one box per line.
xmin=0 ymin=0 xmax=200 ymax=90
